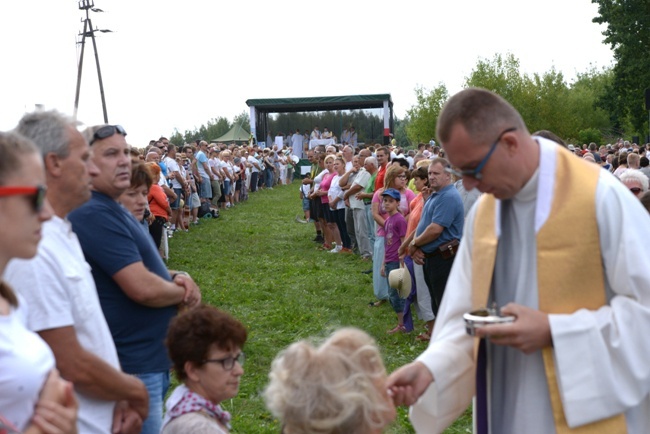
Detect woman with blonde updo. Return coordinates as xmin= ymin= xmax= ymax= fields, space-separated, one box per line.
xmin=265 ymin=328 xmax=396 ymax=434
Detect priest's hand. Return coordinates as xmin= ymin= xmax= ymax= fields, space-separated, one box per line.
xmin=386 ymin=362 xmax=434 ymax=407
xmin=476 ymin=303 xmax=552 ymax=354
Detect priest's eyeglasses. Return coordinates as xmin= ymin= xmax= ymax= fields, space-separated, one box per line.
xmin=445 ymin=127 xmax=517 ymax=180
xmin=202 ymin=352 xmax=245 ymax=370
xmin=0 ymin=185 xmax=47 ymax=212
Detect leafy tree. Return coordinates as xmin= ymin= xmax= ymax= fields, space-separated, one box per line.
xmin=593 ymin=0 xmax=650 ymax=137
xmin=464 ymin=53 xmax=616 ymax=141
xmin=169 ymin=129 xmax=184 ymax=146
xmin=232 ymin=112 xmax=251 ymax=131
xmin=566 ymin=66 xmax=612 ymax=138
xmin=578 ymin=128 xmax=603 ymax=146
xmin=203 ymin=117 xmax=230 ymax=142
xmin=464 ymin=53 xmax=528 ymax=108
xmin=405 ymin=84 xmax=449 ymax=144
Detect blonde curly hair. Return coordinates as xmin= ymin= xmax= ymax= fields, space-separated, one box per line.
xmin=264 ymin=328 xmax=394 ymax=434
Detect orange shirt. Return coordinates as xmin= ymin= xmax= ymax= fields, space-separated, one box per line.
xmin=374 ymin=164 xmax=387 ymax=192
xmin=148 ymin=184 xmax=169 ymax=220
xmin=406 ymin=193 xmax=424 ymax=236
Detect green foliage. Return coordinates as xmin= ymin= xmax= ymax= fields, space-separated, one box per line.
xmin=169 ymin=129 xmax=184 ymax=146
xmin=593 ymin=0 xmax=650 ymax=136
xmin=464 ymin=53 xmax=527 ymax=107
xmin=405 ymin=53 xmax=617 ymax=145
xmin=577 ymin=128 xmax=603 ymax=146
xmin=166 ymin=184 xmax=472 ymax=434
xmin=405 ymin=84 xmax=449 ymax=145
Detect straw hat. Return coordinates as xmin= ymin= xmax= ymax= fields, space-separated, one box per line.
xmin=388 ymin=266 xmax=412 ymax=299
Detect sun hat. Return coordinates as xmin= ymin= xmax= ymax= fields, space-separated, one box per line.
xmin=388 ymin=265 xmax=412 ymax=299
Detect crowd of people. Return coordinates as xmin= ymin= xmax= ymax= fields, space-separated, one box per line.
xmin=2 ymin=86 xmax=650 ymax=434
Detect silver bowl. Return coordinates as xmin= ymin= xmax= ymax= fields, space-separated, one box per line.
xmin=463 ymin=308 xmax=515 ymax=336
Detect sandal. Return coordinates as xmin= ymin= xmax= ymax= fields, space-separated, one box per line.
xmin=318 ymin=243 xmax=332 ymax=251
xmin=415 ymin=332 xmax=431 ymax=342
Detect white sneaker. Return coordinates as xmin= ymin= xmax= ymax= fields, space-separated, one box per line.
xmin=329 ymin=245 xmax=342 ymax=253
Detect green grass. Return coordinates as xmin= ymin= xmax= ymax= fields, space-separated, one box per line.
xmin=167 ymin=182 xmax=472 ymax=433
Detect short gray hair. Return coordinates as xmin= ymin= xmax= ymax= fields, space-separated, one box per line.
xmin=365 ymin=156 xmax=378 ymax=168
xmin=14 ymin=110 xmax=77 ymax=159
xmin=620 ymin=169 xmax=649 ymax=192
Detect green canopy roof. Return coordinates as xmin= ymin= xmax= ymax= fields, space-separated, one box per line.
xmin=246 ymin=94 xmax=392 ymax=113
xmin=211 ymin=123 xmax=250 ymax=143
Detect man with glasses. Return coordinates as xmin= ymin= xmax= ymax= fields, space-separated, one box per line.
xmin=5 ymin=112 xmax=149 ymax=434
xmin=388 ymin=88 xmax=650 ymax=434
xmin=68 ymin=124 xmax=202 ymax=434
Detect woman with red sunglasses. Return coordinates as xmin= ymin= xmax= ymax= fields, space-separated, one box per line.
xmin=0 ymin=131 xmax=78 ymax=434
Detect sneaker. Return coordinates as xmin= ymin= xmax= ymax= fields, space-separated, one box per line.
xmin=339 ymin=247 xmax=353 ymax=254
xmin=329 ymin=245 xmax=342 ymax=253
xmin=313 ymin=235 xmax=324 ymax=243
xmin=387 ymin=324 xmax=407 ymax=334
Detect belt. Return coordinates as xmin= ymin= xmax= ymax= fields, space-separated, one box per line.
xmin=364 ymin=202 xmax=371 ymax=206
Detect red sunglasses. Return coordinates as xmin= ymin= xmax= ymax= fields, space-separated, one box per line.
xmin=0 ymin=185 xmax=47 ymax=212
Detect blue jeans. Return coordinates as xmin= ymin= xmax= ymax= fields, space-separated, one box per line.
xmin=372 ymin=236 xmax=389 ymax=301
xmin=385 ymin=261 xmax=405 ymax=313
xmin=264 ymin=167 xmax=274 ymax=188
xmin=134 ymin=371 xmax=170 ymax=434
xmin=365 ymin=204 xmax=376 ymax=248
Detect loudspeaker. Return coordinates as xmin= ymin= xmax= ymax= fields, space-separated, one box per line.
xmin=645 ymin=88 xmax=650 ymax=110
xmin=633 ymin=136 xmax=640 ymax=145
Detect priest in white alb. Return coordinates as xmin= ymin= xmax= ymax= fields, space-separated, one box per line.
xmin=387 ymin=88 xmax=650 ymax=434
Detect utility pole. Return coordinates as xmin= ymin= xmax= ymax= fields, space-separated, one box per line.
xmin=73 ymin=0 xmax=111 ymax=123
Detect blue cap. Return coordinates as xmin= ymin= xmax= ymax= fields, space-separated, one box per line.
xmin=381 ymin=188 xmax=401 ymax=201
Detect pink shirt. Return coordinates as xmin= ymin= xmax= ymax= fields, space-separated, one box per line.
xmin=319 ymin=171 xmax=336 ymax=204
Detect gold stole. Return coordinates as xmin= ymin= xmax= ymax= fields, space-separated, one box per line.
xmin=471 ymin=147 xmax=626 ymax=433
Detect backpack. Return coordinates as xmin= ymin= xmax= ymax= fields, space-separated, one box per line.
xmin=197 ymin=201 xmax=211 ymax=218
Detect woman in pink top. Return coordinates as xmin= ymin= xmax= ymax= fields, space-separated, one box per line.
xmin=313 ymin=155 xmax=342 ymax=251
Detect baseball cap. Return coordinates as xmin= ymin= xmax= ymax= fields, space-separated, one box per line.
xmin=381 ymin=188 xmax=401 ymax=201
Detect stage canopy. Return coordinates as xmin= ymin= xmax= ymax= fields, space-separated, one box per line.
xmin=245 ymin=94 xmax=393 ymax=145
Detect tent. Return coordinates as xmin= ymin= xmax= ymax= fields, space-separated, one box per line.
xmin=211 ymin=123 xmax=250 ymax=144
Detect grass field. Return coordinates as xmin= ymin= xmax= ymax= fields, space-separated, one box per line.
xmin=167 ymin=181 xmax=472 ymax=433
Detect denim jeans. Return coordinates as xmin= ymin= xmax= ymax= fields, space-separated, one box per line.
xmin=372 ymin=236 xmax=389 ymax=300
xmin=264 ymin=167 xmax=274 ymax=188
xmin=134 ymin=371 xmax=170 ymax=434
xmin=365 ymin=204 xmax=376 ymax=248
xmin=385 ymin=261 xmax=405 ymax=313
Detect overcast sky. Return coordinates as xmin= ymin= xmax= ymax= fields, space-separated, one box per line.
xmin=0 ymin=0 xmax=613 ymax=146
